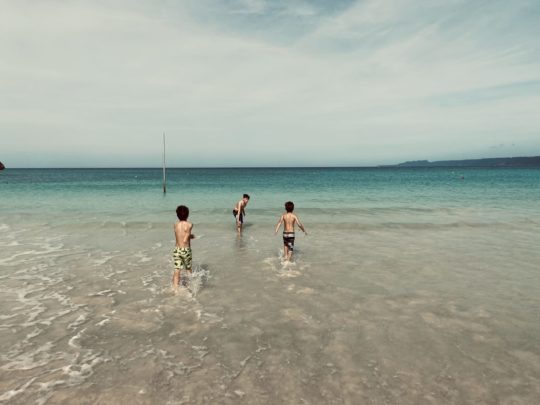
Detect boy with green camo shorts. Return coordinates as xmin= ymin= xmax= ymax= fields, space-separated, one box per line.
xmin=172 ymin=205 xmax=195 ymax=292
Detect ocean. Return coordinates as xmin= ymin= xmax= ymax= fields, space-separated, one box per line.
xmin=1 ymin=167 xmax=539 ymax=404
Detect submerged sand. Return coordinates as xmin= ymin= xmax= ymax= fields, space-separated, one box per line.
xmin=1 ymin=218 xmax=539 ymax=404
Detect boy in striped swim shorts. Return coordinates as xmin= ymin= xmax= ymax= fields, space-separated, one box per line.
xmin=274 ymin=201 xmax=307 ymax=262
xmin=173 ymin=205 xmax=195 ymax=292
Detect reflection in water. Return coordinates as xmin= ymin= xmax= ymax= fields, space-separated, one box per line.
xmin=235 ymin=232 xmax=247 ymax=251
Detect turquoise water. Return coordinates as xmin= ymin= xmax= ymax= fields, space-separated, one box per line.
xmin=1 ymin=167 xmax=540 ymax=404
xmin=3 ymin=167 xmax=540 ymax=221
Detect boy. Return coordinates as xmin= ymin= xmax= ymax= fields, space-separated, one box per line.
xmin=274 ymin=201 xmax=307 ymax=262
xmin=233 ymin=194 xmax=250 ymax=234
xmin=173 ymin=205 xmax=195 ymax=291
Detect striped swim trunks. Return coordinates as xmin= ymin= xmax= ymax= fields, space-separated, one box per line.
xmin=283 ymin=232 xmax=295 ymax=251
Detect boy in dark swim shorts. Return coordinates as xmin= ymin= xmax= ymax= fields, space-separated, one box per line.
xmin=274 ymin=201 xmax=307 ymax=262
xmin=233 ymin=194 xmax=250 ymax=234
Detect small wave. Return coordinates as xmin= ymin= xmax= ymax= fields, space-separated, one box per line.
xmin=93 ymin=255 xmax=114 ymax=266
xmin=197 ymin=312 xmax=223 ymax=324
xmin=1 ymin=342 xmax=55 ymax=371
xmin=95 ymin=311 xmax=115 ymax=327
xmin=134 ymin=252 xmax=152 ymax=263
xmin=186 ymin=264 xmax=210 ymax=297
xmin=60 ymin=350 xmax=109 ymax=387
xmin=142 ymin=271 xmax=162 ymax=296
xmin=0 ymin=240 xmax=21 ymax=247
xmin=0 ymin=377 xmax=36 ymax=402
xmin=68 ymin=314 xmax=88 ymax=331
xmin=322 ymin=220 xmax=535 ymax=231
xmin=88 ymin=289 xmax=116 ymax=297
xmin=262 ymin=254 xmax=300 ymax=277
xmin=0 ymin=243 xmax=66 ymax=265
xmin=68 ymin=328 xmax=86 ymax=349
xmin=277 ymin=267 xmax=302 ymax=278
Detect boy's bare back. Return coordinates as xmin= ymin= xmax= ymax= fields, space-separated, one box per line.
xmin=174 ymin=221 xmax=194 ymax=248
xmin=282 ymin=213 xmax=300 ymax=232
xmin=275 ymin=210 xmax=307 ymax=235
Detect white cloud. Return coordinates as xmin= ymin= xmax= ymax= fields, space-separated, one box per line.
xmin=0 ymin=0 xmax=539 ymax=167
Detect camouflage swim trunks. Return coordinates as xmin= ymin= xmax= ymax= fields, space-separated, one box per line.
xmin=173 ymin=247 xmax=192 ymax=270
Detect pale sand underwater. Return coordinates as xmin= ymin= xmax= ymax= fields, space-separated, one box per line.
xmin=1 ymin=219 xmax=540 ymax=404
xmin=1 ymin=168 xmax=540 ymax=404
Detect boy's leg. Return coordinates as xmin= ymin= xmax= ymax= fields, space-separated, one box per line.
xmin=177 ymin=252 xmax=186 ymax=288
xmin=181 ymin=270 xmax=188 ymax=287
xmin=180 ymin=260 xmax=188 ymax=287
xmin=283 ymin=244 xmax=289 ymax=261
xmin=286 ymin=238 xmax=295 ymax=262
xmin=172 ymin=269 xmax=180 ymax=291
xmin=286 ymin=246 xmax=293 ymax=261
xmin=237 ymin=213 xmax=243 ymax=234
xmin=182 ymin=248 xmax=193 ymax=287
xmin=173 ymin=248 xmax=181 ymax=291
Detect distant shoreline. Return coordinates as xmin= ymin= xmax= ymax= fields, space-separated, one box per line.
xmin=2 ymin=155 xmax=540 ymax=170
xmin=386 ymin=155 xmax=540 ymax=168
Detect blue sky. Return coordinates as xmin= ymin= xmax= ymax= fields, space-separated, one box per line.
xmin=1 ymin=0 xmax=539 ymax=167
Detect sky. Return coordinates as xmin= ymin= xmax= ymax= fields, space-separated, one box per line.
xmin=1 ymin=0 xmax=539 ymax=167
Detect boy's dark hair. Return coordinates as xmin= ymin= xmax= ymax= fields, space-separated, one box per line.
xmin=243 ymin=194 xmax=250 ymax=199
xmin=285 ymin=201 xmax=294 ymax=212
xmin=176 ymin=205 xmax=189 ymax=221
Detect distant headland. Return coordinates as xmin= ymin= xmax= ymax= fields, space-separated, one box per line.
xmin=0 ymin=161 xmax=5 ymax=170
xmin=387 ymin=156 xmax=540 ymax=168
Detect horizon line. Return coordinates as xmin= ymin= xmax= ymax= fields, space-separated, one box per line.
xmin=3 ymin=155 xmax=539 ymax=170
xmin=4 ymin=165 xmax=383 ymax=170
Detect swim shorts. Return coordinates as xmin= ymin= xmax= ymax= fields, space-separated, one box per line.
xmin=233 ymin=209 xmax=244 ymax=224
xmin=173 ymin=247 xmax=192 ymax=270
xmin=283 ymin=232 xmax=295 ymax=251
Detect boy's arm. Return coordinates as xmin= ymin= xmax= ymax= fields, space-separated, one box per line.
xmin=295 ymin=216 xmax=307 ymax=235
xmin=236 ymin=201 xmax=242 ymax=221
xmin=182 ymin=223 xmax=194 ymax=244
xmin=275 ymin=215 xmax=284 ymax=234
xmin=189 ymin=223 xmax=195 ymax=239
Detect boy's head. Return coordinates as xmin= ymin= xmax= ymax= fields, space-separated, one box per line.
xmin=243 ymin=194 xmax=250 ymax=202
xmin=285 ymin=201 xmax=294 ymax=213
xmin=176 ymin=205 xmax=189 ymax=221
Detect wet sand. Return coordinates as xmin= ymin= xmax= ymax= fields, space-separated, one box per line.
xmin=1 ymin=219 xmax=539 ymax=404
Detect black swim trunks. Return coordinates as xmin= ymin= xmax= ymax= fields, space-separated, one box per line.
xmin=283 ymin=232 xmax=295 ymax=251
xmin=233 ymin=209 xmax=244 ymax=224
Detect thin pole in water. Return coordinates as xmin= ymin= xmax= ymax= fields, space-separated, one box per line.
xmin=162 ymin=132 xmax=167 ymax=194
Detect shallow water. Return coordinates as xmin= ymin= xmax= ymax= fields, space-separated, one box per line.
xmin=1 ymin=168 xmax=540 ymax=404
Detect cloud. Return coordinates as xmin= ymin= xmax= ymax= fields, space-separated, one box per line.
xmin=0 ymin=0 xmax=539 ymax=167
